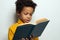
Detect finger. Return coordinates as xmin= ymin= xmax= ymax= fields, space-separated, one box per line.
xmin=21 ymin=38 xmax=25 ymax=40
xmin=30 ymin=35 xmax=31 ymax=38
xmin=30 ymin=35 xmax=33 ymax=38
xmin=26 ymin=38 xmax=29 ymax=40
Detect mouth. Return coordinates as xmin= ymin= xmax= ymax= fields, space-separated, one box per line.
xmin=25 ymin=20 xmax=30 ymax=23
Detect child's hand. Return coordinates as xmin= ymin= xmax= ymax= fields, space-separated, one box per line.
xmin=21 ymin=38 xmax=30 ymax=40
xmin=21 ymin=35 xmax=34 ymax=40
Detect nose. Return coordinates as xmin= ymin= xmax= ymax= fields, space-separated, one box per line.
xmin=27 ymin=14 xmax=31 ymax=19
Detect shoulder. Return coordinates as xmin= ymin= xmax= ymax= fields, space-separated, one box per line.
xmin=8 ymin=23 xmax=19 ymax=33
xmin=9 ymin=23 xmax=18 ymax=29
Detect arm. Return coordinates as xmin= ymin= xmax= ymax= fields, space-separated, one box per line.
xmin=8 ymin=28 xmax=14 ymax=40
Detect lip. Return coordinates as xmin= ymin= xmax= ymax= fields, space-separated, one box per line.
xmin=26 ymin=20 xmax=30 ymax=22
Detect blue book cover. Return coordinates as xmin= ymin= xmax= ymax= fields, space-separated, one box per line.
xmin=13 ymin=20 xmax=49 ymax=40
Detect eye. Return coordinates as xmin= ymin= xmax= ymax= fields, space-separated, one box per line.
xmin=24 ymin=13 xmax=28 ymax=15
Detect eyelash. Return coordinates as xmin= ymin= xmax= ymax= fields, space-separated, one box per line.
xmin=24 ymin=13 xmax=28 ymax=15
xmin=24 ymin=13 xmax=32 ymax=16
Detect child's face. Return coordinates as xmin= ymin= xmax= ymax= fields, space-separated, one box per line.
xmin=17 ymin=6 xmax=34 ymax=23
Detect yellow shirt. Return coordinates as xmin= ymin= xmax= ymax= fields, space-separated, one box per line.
xmin=8 ymin=19 xmax=39 ymax=40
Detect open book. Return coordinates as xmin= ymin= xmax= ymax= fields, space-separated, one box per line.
xmin=13 ymin=18 xmax=49 ymax=40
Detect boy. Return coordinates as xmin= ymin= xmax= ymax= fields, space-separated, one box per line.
xmin=8 ymin=0 xmax=38 ymax=40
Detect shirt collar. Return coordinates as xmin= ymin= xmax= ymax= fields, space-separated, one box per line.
xmin=17 ymin=19 xmax=23 ymax=24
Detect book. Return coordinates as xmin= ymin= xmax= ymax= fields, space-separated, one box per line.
xmin=13 ymin=18 xmax=49 ymax=40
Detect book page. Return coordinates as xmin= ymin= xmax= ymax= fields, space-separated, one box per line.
xmin=35 ymin=18 xmax=48 ymax=24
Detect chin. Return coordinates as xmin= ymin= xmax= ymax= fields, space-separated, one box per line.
xmin=24 ymin=20 xmax=30 ymax=23
xmin=25 ymin=21 xmax=30 ymax=23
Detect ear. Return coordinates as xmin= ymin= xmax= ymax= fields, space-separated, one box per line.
xmin=16 ymin=12 xmax=20 ymax=18
xmin=17 ymin=13 xmax=20 ymax=16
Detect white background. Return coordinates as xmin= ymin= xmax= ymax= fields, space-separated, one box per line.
xmin=0 ymin=0 xmax=60 ymax=40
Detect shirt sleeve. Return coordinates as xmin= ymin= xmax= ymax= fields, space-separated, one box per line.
xmin=33 ymin=37 xmax=39 ymax=40
xmin=8 ymin=28 xmax=14 ymax=40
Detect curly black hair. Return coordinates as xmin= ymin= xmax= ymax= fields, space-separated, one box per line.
xmin=15 ymin=0 xmax=37 ymax=13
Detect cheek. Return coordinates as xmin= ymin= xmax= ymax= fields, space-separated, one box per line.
xmin=18 ymin=14 xmax=24 ymax=20
xmin=30 ymin=17 xmax=32 ymax=20
xmin=21 ymin=14 xmax=27 ymax=19
xmin=21 ymin=13 xmax=32 ymax=20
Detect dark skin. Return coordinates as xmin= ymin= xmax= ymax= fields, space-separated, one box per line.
xmin=17 ymin=6 xmax=33 ymax=23
xmin=17 ymin=6 xmax=34 ymax=40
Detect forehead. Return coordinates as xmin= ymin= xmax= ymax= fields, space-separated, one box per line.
xmin=22 ymin=6 xmax=34 ymax=13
